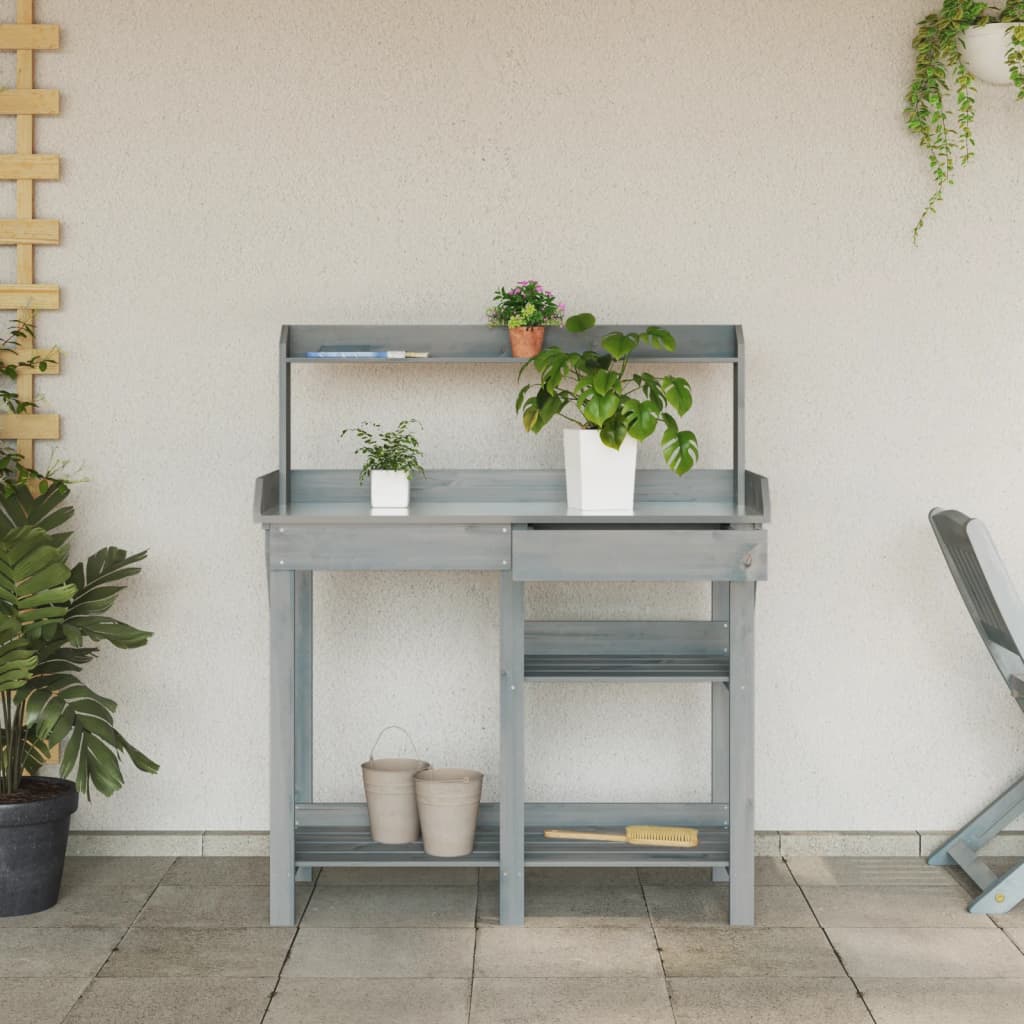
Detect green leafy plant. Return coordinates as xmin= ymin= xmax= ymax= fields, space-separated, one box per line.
xmin=0 ymin=319 xmax=60 ymax=496
xmin=487 ymin=280 xmax=565 ymax=328
xmin=341 ymin=420 xmax=425 ymax=483
xmin=906 ymin=2 xmax=1024 ymax=241
xmin=515 ymin=314 xmax=699 ymax=475
xmin=0 ymin=483 xmax=158 ymax=798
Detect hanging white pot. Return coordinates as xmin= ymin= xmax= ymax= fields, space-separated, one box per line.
xmin=370 ymin=470 xmax=410 ymax=509
xmin=963 ymin=23 xmax=1022 ymax=86
xmin=563 ymin=429 xmax=638 ymax=512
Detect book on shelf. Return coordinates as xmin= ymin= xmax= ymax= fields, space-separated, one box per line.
xmin=302 ymin=348 xmax=430 ymax=360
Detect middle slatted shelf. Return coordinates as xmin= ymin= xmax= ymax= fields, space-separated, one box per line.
xmin=523 ymin=620 xmax=730 ymax=681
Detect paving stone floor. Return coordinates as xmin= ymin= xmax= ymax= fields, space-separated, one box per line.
xmin=4 ymin=855 xmax=1024 ymax=1023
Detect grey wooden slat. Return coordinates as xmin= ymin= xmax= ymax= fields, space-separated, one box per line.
xmin=728 ymin=582 xmax=756 ymax=925
xmin=525 ymin=655 xmax=728 ymax=680
xmin=513 ymin=528 xmax=766 ymax=582
xmin=268 ymin=570 xmax=296 ymax=926
xmin=279 ymin=326 xmax=290 ymax=511
xmin=268 ymin=523 xmax=511 ymax=571
xmin=294 ymin=824 xmax=730 ymax=868
xmin=734 ymin=325 xmax=746 ymax=514
xmin=296 ymin=801 xmax=730 ymax=829
xmin=525 ymin=620 xmax=729 ymax=657
xmin=284 ymin=324 xmax=739 ymax=362
xmin=500 ymin=569 xmax=526 ymax=925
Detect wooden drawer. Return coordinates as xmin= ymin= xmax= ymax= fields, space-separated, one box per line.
xmin=268 ymin=524 xmax=511 ymax=571
xmin=511 ymin=526 xmax=766 ymax=582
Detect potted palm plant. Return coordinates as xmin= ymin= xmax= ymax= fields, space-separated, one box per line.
xmin=906 ymin=1 xmax=1024 ymax=240
xmin=0 ymin=482 xmax=157 ymax=917
xmin=515 ymin=314 xmax=698 ymax=511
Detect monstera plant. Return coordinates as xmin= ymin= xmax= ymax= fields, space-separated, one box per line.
xmin=0 ymin=482 xmax=157 ymax=917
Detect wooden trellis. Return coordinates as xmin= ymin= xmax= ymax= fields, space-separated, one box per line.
xmin=0 ymin=0 xmax=59 ymax=472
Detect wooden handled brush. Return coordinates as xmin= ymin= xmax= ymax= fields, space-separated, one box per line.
xmin=543 ymin=826 xmax=699 ymax=848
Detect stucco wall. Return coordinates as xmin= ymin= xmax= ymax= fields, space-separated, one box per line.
xmin=18 ymin=0 xmax=1024 ymax=830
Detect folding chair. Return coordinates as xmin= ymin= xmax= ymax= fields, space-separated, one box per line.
xmin=928 ymin=508 xmax=1024 ymax=913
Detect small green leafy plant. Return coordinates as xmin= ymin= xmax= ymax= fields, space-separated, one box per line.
xmin=515 ymin=314 xmax=699 ymax=475
xmin=341 ymin=420 xmax=425 ymax=483
xmin=487 ymin=280 xmax=565 ymax=329
xmin=0 ymin=483 xmax=158 ymax=798
xmin=906 ymin=2 xmax=1024 ymax=241
xmin=0 ymin=320 xmax=59 ymax=496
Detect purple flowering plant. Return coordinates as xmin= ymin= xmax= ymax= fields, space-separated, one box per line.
xmin=487 ymin=280 xmax=565 ymax=329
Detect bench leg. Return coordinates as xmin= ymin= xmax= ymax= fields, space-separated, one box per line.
xmin=970 ymin=860 xmax=1024 ymax=914
xmin=711 ymin=583 xmax=729 ymax=883
xmin=499 ymin=569 xmax=525 ymax=925
xmin=728 ymin=582 xmax=756 ymax=925
xmin=294 ymin=570 xmax=313 ymax=883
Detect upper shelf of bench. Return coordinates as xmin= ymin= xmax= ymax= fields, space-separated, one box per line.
xmin=282 ymin=324 xmax=741 ymax=363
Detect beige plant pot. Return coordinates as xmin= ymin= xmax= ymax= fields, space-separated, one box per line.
xmin=414 ymin=768 xmax=483 ymax=857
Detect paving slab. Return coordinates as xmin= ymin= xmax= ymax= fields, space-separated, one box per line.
xmin=657 ymin=926 xmax=845 ymax=978
xmin=0 ymin=927 xmax=122 ymax=977
xmin=162 ymin=856 xmax=272 ymax=886
xmin=827 ymin=926 xmax=1024 ymax=980
xmin=318 ymin=866 xmax=478 ymax=886
xmin=60 ymin=856 xmax=173 ymax=887
xmin=644 ymin=884 xmax=816 ymax=928
xmin=478 ymin=867 xmax=639 ymax=886
xmin=64 ymin=977 xmax=274 ymax=1023
xmin=284 ymin=926 xmax=475 ymax=978
xmin=859 ymin=978 xmax=1024 ymax=1024
xmin=134 ymin=883 xmax=311 ymax=928
xmin=470 ymin=977 xmax=673 ymax=1024
xmin=786 ymin=857 xmax=959 ymax=888
xmin=474 ymin=925 xmax=662 ymax=978
xmin=0 ymin=885 xmax=152 ymax=929
xmin=1 ymin=979 xmax=89 ymax=1023
xmin=99 ymin=926 xmax=295 ymax=978
xmin=667 ymin=977 xmax=872 ymax=1023
xmin=640 ymin=857 xmax=794 ymax=888
xmin=265 ymin=978 xmax=471 ymax=1024
xmin=301 ymin=884 xmax=477 ymax=928
xmin=476 ymin=878 xmax=649 ymax=928
xmin=803 ymin=885 xmax=994 ymax=928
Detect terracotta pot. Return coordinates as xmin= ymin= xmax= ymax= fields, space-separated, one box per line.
xmin=508 ymin=326 xmax=545 ymax=359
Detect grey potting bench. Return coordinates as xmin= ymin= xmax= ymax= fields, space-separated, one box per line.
xmin=255 ymin=324 xmax=769 ymax=926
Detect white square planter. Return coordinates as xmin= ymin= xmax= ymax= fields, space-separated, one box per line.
xmin=563 ymin=429 xmax=638 ymax=512
xmin=370 ymin=470 xmax=410 ymax=509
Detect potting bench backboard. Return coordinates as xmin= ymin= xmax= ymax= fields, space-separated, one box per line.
xmin=255 ymin=323 xmax=769 ymax=926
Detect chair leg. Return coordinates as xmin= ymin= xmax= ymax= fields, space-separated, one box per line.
xmin=969 ymin=859 xmax=1024 ymax=914
xmin=928 ymin=773 xmax=1024 ymax=866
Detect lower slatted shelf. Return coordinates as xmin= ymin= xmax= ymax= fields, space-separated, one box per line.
xmin=294 ymin=825 xmax=729 ymax=868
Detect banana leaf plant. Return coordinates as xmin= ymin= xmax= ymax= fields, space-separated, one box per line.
xmin=0 ymin=482 xmax=158 ymax=798
xmin=515 ymin=314 xmax=699 ymax=475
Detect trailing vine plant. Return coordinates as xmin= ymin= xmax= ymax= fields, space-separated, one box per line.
xmin=906 ymin=2 xmax=1024 ymax=241
xmin=0 ymin=320 xmax=59 ymax=496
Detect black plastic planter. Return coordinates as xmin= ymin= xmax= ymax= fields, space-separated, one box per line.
xmin=0 ymin=777 xmax=78 ymax=917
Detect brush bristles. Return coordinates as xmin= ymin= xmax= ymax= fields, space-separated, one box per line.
xmin=625 ymin=825 xmax=699 ymax=847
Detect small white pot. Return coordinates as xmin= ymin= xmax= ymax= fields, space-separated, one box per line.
xmin=370 ymin=470 xmax=410 ymax=509
xmin=963 ymin=23 xmax=1022 ymax=86
xmin=563 ymin=429 xmax=638 ymax=512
